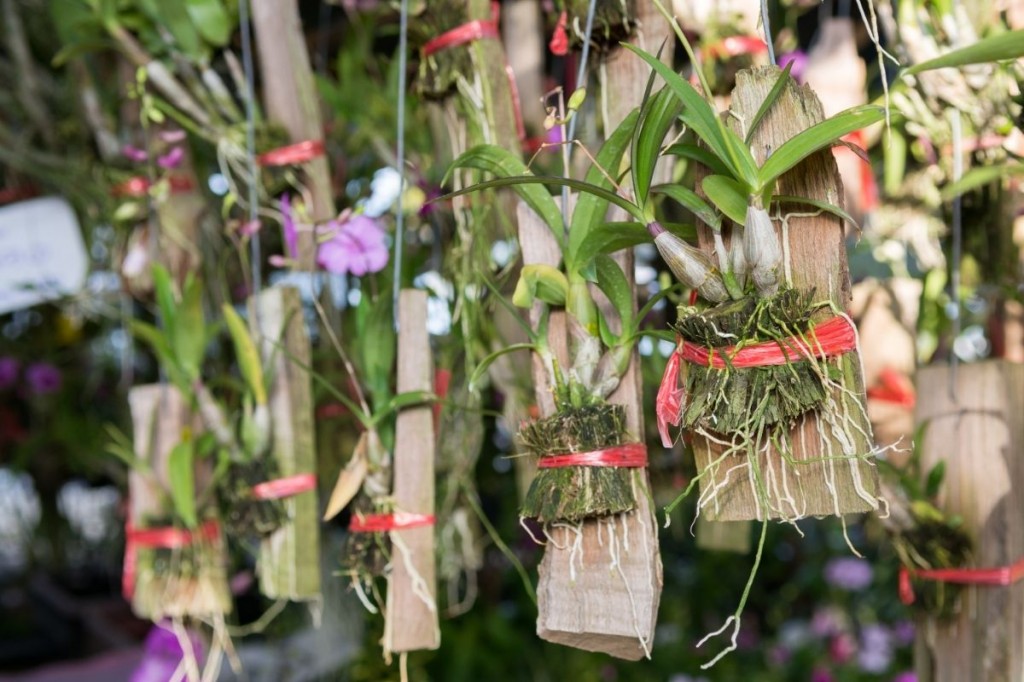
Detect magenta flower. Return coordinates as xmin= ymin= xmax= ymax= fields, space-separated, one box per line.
xmin=824 ymin=557 xmax=873 ymax=591
xmin=829 ymin=632 xmax=857 ymax=664
xmin=158 ymin=129 xmax=186 ymax=144
xmin=130 ymin=620 xmax=204 ymax=682
xmin=24 ymin=362 xmax=61 ymax=396
xmin=893 ymin=672 xmax=917 ymax=682
xmin=317 ymin=214 xmax=389 ymax=276
xmin=122 ymin=145 xmax=148 ymax=163
xmin=157 ymin=146 xmax=185 ymax=169
xmin=0 ymin=357 xmax=19 ymax=390
xmin=279 ymin=195 xmax=299 ymax=260
xmin=778 ymin=50 xmax=809 ymax=83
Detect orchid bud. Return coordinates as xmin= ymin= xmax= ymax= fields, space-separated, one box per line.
xmin=648 ymin=223 xmax=729 ymax=303
xmin=743 ymin=206 xmax=783 ymax=297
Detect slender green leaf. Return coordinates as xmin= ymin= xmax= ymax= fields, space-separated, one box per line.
xmin=168 ymin=439 xmax=197 ymax=528
xmin=940 ymin=163 xmax=1024 ymax=200
xmin=721 ymin=126 xmax=759 ymax=190
xmin=652 ymin=184 xmax=721 ymax=230
xmin=173 ymin=275 xmax=206 ymax=382
xmin=745 ymin=61 xmax=795 ymax=144
xmin=771 ymin=194 xmax=861 ymax=230
xmin=369 ymin=390 xmax=437 ymax=426
xmin=631 ymin=52 xmax=666 ymax=204
xmin=572 ymin=222 xmax=657 ymax=269
xmin=757 ymin=105 xmax=885 ymax=189
xmin=137 ymin=0 xmax=204 ymax=58
xmin=567 ymin=109 xmax=640 ymax=273
xmin=151 ymin=264 xmax=177 ymax=345
xmin=883 ymin=129 xmax=907 ymax=196
xmin=446 ymin=145 xmax=565 ymax=247
xmin=439 ymin=176 xmax=646 ymax=223
xmin=468 ymin=343 xmax=536 ymax=389
xmin=634 ymin=87 xmax=682 ymax=210
xmin=222 ymin=304 xmax=266 ymax=405
xmin=702 ymin=175 xmax=749 ymax=225
xmin=925 ymin=460 xmax=946 ymax=499
xmin=905 ymin=30 xmax=1024 ymax=74
xmin=664 ymin=143 xmax=731 ymax=176
xmin=512 ymin=264 xmax=569 ymax=307
xmin=594 ymin=255 xmax=634 ymax=331
xmin=635 ymin=282 xmax=684 ymax=324
xmin=185 ymin=0 xmax=231 ymax=46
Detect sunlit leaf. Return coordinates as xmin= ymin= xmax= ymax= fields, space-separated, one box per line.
xmin=745 ymin=61 xmax=795 ymax=144
xmin=652 ymin=184 xmax=721 ymax=231
xmin=940 ymin=163 xmax=1024 ymax=200
xmin=905 ymin=30 xmax=1024 ymax=74
xmin=185 ymin=0 xmax=231 ymax=46
xmin=665 ymin=143 xmax=731 ymax=176
xmin=512 ymin=264 xmax=569 ymax=308
xmin=168 ymin=438 xmax=197 ymax=528
xmin=223 ymin=304 xmax=266 ymax=405
xmin=634 ymin=86 xmax=681 ymax=210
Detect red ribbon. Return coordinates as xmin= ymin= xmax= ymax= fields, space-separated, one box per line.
xmin=536 ymin=442 xmax=648 ymax=469
xmin=421 ymin=3 xmax=526 ymax=142
xmin=122 ymin=519 xmax=221 ymax=599
xmin=112 ymin=175 xmax=196 ymax=197
xmin=656 ymin=316 xmax=858 ymax=447
xmin=866 ymin=367 xmax=916 ymax=407
xmin=899 ymin=559 xmax=1024 ymax=605
xmin=550 ymin=12 xmax=569 ymax=56
xmin=705 ymin=35 xmax=768 ymax=60
xmin=256 ymin=140 xmax=326 ymax=167
xmin=348 ymin=511 xmax=436 ymax=533
xmin=252 ymin=473 xmax=317 ymax=500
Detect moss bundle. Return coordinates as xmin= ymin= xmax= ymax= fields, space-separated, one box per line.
xmin=341 ymin=496 xmax=392 ymax=581
xmin=676 ymin=289 xmax=829 ymax=434
xmin=894 ymin=518 xmax=973 ymax=620
xmin=218 ymin=460 xmax=287 ymax=538
xmin=519 ymin=403 xmax=638 ymax=523
xmin=412 ymin=2 xmax=475 ymax=99
xmin=563 ymin=0 xmax=638 ymax=51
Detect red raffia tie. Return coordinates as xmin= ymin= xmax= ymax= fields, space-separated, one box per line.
xmin=122 ymin=519 xmax=220 ymax=599
xmin=656 ymin=315 xmax=858 ymax=447
xmin=866 ymin=367 xmax=916 ymax=407
xmin=898 ymin=559 xmax=1024 ymax=605
xmin=348 ymin=511 xmax=436 ymax=533
xmin=421 ymin=3 xmax=526 ymax=142
xmin=549 ymin=12 xmax=569 ymax=56
xmin=256 ymin=139 xmax=326 ymax=167
xmin=536 ymin=442 xmax=648 ymax=469
xmin=252 ymin=473 xmax=317 ymax=500
xmin=705 ymin=35 xmax=768 ymax=60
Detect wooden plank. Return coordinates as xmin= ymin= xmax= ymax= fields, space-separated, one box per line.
xmin=518 ymin=203 xmax=661 ymax=660
xmin=692 ymin=66 xmax=879 ymax=520
xmin=914 ymin=361 xmax=1024 ymax=682
xmin=251 ymin=0 xmax=334 ymax=268
xmin=385 ymin=289 xmax=440 ymax=653
xmin=249 ymin=286 xmax=321 ymax=601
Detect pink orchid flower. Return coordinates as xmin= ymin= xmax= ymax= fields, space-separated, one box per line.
xmin=317 ymin=214 xmax=389 ymax=276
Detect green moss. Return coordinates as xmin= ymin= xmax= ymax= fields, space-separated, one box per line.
xmin=218 ymin=460 xmax=287 ymax=538
xmin=563 ymin=0 xmax=638 ymax=51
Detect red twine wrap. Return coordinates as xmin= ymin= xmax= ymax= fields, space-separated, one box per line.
xmin=348 ymin=511 xmax=436 ymax=533
xmin=898 ymin=559 xmax=1024 ymax=605
xmin=256 ymin=139 xmax=326 ymax=167
xmin=549 ymin=12 xmax=569 ymax=56
xmin=866 ymin=367 xmax=916 ymax=407
xmin=252 ymin=473 xmax=317 ymax=500
xmin=536 ymin=442 xmax=648 ymax=469
xmin=656 ymin=315 xmax=859 ymax=447
xmin=122 ymin=519 xmax=221 ymax=599
xmin=422 ymin=3 xmax=526 ymax=142
xmin=705 ymin=35 xmax=768 ymax=60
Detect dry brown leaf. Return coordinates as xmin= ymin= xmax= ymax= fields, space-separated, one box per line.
xmin=323 ymin=431 xmax=369 ymax=520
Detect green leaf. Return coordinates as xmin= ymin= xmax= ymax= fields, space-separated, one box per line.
xmin=652 ymin=184 xmax=721 ymax=230
xmin=512 ymin=264 xmax=569 ymax=307
xmin=173 ymin=275 xmax=206 ymax=383
xmin=151 ymin=264 xmax=178 ymax=345
xmin=572 ymin=222 xmax=663 ymax=269
xmin=883 ymin=129 xmax=907 ymax=196
xmin=567 ymin=109 xmax=640 ymax=273
xmin=905 ymin=30 xmax=1024 ymax=74
xmin=925 ymin=460 xmax=946 ymax=499
xmin=369 ymin=390 xmax=437 ymax=426
xmin=940 ymin=163 xmax=1024 ymax=200
xmin=468 ymin=343 xmax=536 ymax=390
xmin=623 ymin=45 xmax=733 ymax=173
xmin=721 ymin=126 xmax=759 ymax=190
xmin=446 ymin=145 xmax=565 ymax=248
xmin=439 ymin=175 xmax=646 ymax=224
xmin=184 ymin=0 xmax=231 ymax=46
xmin=745 ymin=61 xmax=795 ymax=144
xmin=702 ymin=175 xmax=749 ymax=225
xmin=168 ymin=438 xmax=197 ymax=528
xmin=757 ymin=105 xmax=885 ymax=190
xmin=222 ymin=304 xmax=266 ymax=405
xmin=594 ymin=255 xmax=634 ymax=332
xmin=137 ymin=0 xmax=204 ymax=59
xmin=665 ymin=143 xmax=731 ymax=177
xmin=635 ymin=282 xmax=684 ymax=326
xmin=771 ymin=194 xmax=861 ymax=230
xmin=634 ymin=87 xmax=681 ymax=211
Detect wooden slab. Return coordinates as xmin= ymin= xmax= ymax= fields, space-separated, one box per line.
xmin=385 ymin=289 xmax=440 ymax=653
xmin=249 ymin=286 xmax=321 ymax=601
xmin=692 ymin=66 xmax=879 ymax=520
xmin=914 ymin=361 xmax=1024 ymax=682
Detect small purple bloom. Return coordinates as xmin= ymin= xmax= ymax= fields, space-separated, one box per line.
xmin=0 ymin=357 xmax=19 ymax=390
xmin=24 ymin=362 xmax=61 ymax=396
xmin=158 ymin=129 xmax=187 ymax=144
xmin=279 ymin=195 xmax=299 ymax=260
xmin=122 ymin=145 xmax=148 ymax=163
xmin=892 ymin=620 xmax=915 ymax=646
xmin=131 ymin=620 xmax=204 ymax=682
xmin=810 ymin=606 xmax=847 ymax=638
xmin=811 ymin=669 xmax=835 ymax=682
xmin=893 ymin=672 xmax=917 ymax=682
xmin=317 ymin=215 xmax=389 ymax=277
xmin=824 ymin=557 xmax=873 ymax=591
xmin=857 ymin=624 xmax=894 ymax=673
xmin=778 ymin=50 xmax=809 ymax=84
xmin=157 ymin=146 xmax=185 ymax=169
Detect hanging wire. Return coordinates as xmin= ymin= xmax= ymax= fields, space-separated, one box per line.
xmin=948 ymin=109 xmax=963 ymax=401
xmin=560 ymin=0 xmax=599 ymax=231
xmin=760 ymin=0 xmax=776 ymax=66
xmin=392 ymin=0 xmax=410 ymax=329
xmin=238 ymin=0 xmax=262 ymax=300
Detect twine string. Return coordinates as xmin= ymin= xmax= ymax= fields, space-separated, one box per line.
xmin=899 ymin=558 xmax=1024 ymax=605
xmin=238 ymin=0 xmax=262 ymax=300
xmin=536 ymin=443 xmax=649 ymax=469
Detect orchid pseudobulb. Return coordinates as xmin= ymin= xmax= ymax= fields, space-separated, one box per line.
xmin=648 ymin=223 xmax=728 ymax=302
xmin=743 ymin=205 xmax=783 ymax=297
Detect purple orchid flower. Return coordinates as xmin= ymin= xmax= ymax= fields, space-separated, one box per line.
xmin=24 ymin=362 xmax=61 ymax=396
xmin=122 ymin=145 xmax=148 ymax=163
xmin=317 ymin=214 xmax=389 ymax=276
xmin=279 ymin=195 xmax=299 ymax=261
xmin=778 ymin=50 xmax=809 ymax=84
xmin=0 ymin=357 xmax=19 ymax=390
xmin=824 ymin=557 xmax=873 ymax=591
xmin=157 ymin=147 xmax=185 ymax=169
xmin=130 ymin=620 xmax=204 ymax=682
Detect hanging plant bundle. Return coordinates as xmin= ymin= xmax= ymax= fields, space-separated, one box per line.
xmin=217 ymin=458 xmax=288 ymax=537
xmin=413 ymin=2 xmax=477 ymax=99
xmin=519 ymin=403 xmax=640 ymax=523
xmin=893 ymin=514 xmax=973 ymax=620
xmin=562 ymin=0 xmax=638 ymax=51
xmin=341 ymin=495 xmax=394 ymax=582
